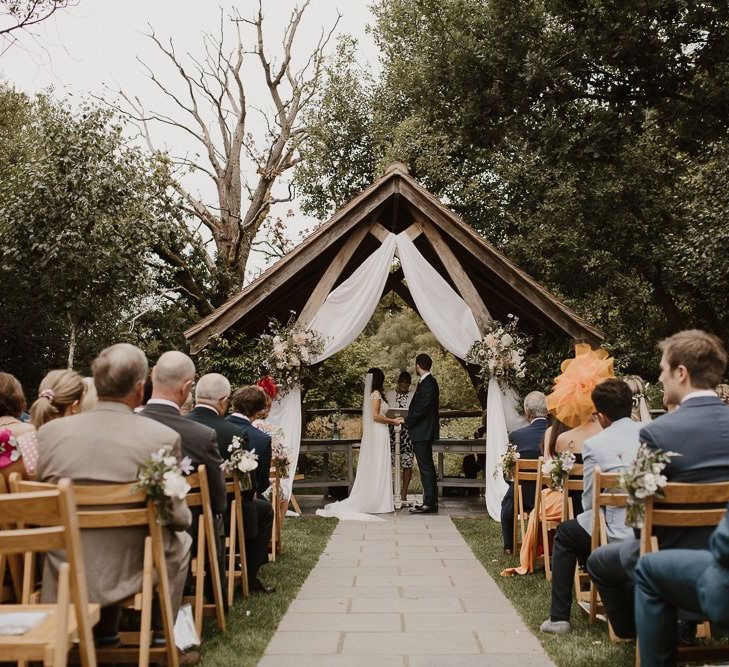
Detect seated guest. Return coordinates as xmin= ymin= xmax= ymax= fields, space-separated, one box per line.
xmin=189 ymin=374 xmax=275 ymax=594
xmin=540 ymin=378 xmax=641 ymax=634
xmin=140 ymin=352 xmax=227 ymax=516
xmin=587 ymin=329 xmax=729 ymax=639
xmin=16 ymin=369 xmax=86 ymax=475
xmin=227 ymin=386 xmax=272 ymax=496
xmin=635 ymin=503 xmax=729 ymax=666
xmin=624 ymin=374 xmax=652 ymax=423
xmin=81 ymin=376 xmax=98 ymax=412
xmin=36 ymin=344 xmax=192 ymax=653
xmin=500 ymin=391 xmax=548 ymax=554
xmin=0 ymin=372 xmax=33 ymax=481
xmin=716 ymin=383 xmax=729 ymax=405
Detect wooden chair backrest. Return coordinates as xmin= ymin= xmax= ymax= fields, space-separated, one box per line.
xmin=641 ymin=480 xmax=729 ymax=554
xmin=561 ymin=463 xmax=585 ymax=520
xmin=13 ymin=478 xmax=151 ymax=530
xmin=514 ymin=458 xmax=540 ymax=483
xmin=590 ymin=467 xmax=628 ymax=549
xmin=3 ymin=476 xmax=96 ymax=666
xmin=184 ymin=471 xmax=202 ymax=509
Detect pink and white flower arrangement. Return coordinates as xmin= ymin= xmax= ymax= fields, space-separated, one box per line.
xmin=261 ymin=318 xmax=326 ymax=393
xmin=220 ymin=435 xmax=259 ymax=490
xmin=466 ymin=315 xmax=529 ymax=388
xmin=0 ymin=428 xmax=20 ymax=465
xmin=135 ymin=446 xmax=193 ymax=524
xmin=541 ymin=450 xmax=576 ymax=491
xmin=620 ymin=444 xmax=680 ymax=528
xmin=495 ymin=443 xmax=520 ymax=481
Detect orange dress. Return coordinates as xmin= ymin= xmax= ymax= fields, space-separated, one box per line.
xmin=500 ymin=487 xmax=563 ymax=576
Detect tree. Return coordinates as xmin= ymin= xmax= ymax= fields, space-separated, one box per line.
xmin=0 ymin=86 xmax=185 ymax=388
xmin=296 ymin=0 xmax=729 ymax=380
xmin=0 ymin=0 xmax=74 ymax=54
xmin=116 ymin=2 xmax=339 ymax=314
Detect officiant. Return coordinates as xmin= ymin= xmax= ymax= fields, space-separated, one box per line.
xmin=386 ymin=371 xmax=416 ymax=505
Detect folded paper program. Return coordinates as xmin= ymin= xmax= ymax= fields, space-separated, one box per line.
xmin=0 ymin=611 xmax=49 ymax=636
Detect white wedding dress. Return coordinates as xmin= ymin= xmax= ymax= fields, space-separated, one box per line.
xmin=316 ymin=375 xmax=394 ymax=521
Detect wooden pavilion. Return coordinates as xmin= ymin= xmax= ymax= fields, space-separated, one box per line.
xmin=185 ymin=162 xmax=602 ymax=354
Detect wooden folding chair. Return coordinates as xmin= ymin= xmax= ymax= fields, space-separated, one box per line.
xmin=12 ymin=477 xmax=180 ymax=667
xmin=0 ymin=473 xmax=24 ymax=604
xmin=512 ymin=459 xmax=540 ymax=553
xmin=182 ymin=466 xmax=226 ymax=637
xmin=636 ymin=480 xmax=729 ymax=667
xmin=540 ymin=462 xmax=583 ymax=581
xmin=225 ymin=472 xmax=250 ymax=607
xmin=0 ymin=477 xmax=98 ymax=666
xmin=582 ymin=467 xmax=628 ymax=642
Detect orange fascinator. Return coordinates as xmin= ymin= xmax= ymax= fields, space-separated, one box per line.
xmin=545 ymin=343 xmax=614 ymax=428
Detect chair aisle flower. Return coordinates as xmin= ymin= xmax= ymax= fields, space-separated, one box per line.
xmin=136 ymin=446 xmax=193 ymax=524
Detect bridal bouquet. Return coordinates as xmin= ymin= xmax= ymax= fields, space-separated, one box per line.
xmin=260 ymin=318 xmax=326 ymax=394
xmin=620 ymin=444 xmax=680 ymax=528
xmin=220 ymin=435 xmax=259 ymax=491
xmin=541 ymin=450 xmax=576 ymax=491
xmin=466 ymin=315 xmax=529 ymax=388
xmin=136 ymin=447 xmax=193 ymax=524
xmin=495 ymin=443 xmax=520 ymax=481
xmin=0 ymin=428 xmax=20 ymax=464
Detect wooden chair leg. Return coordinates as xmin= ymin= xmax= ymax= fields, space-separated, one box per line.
xmin=270 ymin=484 xmax=278 ymax=563
xmin=512 ymin=484 xmax=519 ymax=552
xmin=541 ymin=501 xmax=552 ymax=581
xmin=290 ymin=493 xmax=302 ymax=515
xmin=193 ymin=515 xmax=205 ymax=640
xmin=203 ymin=500 xmax=226 ymax=632
xmin=227 ymin=504 xmax=237 ymax=608
xmin=139 ymin=537 xmax=153 ymax=667
xmin=233 ymin=483 xmax=249 ymax=598
xmin=53 ymin=563 xmax=71 ymax=667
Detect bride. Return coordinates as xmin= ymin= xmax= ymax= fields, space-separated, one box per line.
xmin=316 ymin=368 xmax=402 ymax=521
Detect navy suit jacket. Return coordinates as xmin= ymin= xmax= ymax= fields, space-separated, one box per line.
xmin=226 ymin=414 xmax=272 ymax=495
xmin=405 ymin=374 xmax=440 ymax=443
xmin=641 ymin=395 xmax=729 ymax=549
xmin=505 ymin=418 xmax=547 ymax=509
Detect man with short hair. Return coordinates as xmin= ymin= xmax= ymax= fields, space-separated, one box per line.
xmin=540 ymin=378 xmax=641 ymax=634
xmin=587 ymin=330 xmax=729 ymax=639
xmin=500 ymin=390 xmax=549 ymax=553
xmin=140 ymin=352 xmax=227 ymax=515
xmin=37 ymin=344 xmax=193 ymax=657
xmin=406 ymin=353 xmax=440 ymax=514
xmin=225 ymin=385 xmax=275 ymax=593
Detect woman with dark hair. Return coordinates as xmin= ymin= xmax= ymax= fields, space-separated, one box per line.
xmin=0 ymin=372 xmax=33 ymax=481
xmin=317 ymin=367 xmax=402 ymax=520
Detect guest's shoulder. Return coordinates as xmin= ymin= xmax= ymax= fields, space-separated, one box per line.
xmin=135 ymin=413 xmax=181 ymax=442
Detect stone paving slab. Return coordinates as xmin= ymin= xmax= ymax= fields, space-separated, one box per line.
xmin=259 ymin=512 xmax=554 ymax=665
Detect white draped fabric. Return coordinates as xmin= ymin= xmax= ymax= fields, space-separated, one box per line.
xmin=271 ymin=229 xmax=512 ymax=519
xmin=395 ymin=232 xmax=481 ymax=359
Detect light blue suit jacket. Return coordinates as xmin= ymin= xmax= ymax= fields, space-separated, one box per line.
xmin=577 ymin=417 xmax=642 ymax=540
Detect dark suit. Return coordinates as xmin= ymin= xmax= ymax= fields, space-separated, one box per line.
xmin=587 ymin=395 xmax=729 ymax=638
xmin=188 ymin=406 xmax=274 ymax=588
xmin=405 ymin=374 xmax=440 ymax=508
xmin=500 ymin=417 xmax=547 ymax=550
xmin=635 ymin=503 xmax=729 ymax=666
xmin=226 ymin=414 xmax=272 ymax=497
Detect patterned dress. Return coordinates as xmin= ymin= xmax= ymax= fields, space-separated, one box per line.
xmin=388 ymin=391 xmax=414 ymax=469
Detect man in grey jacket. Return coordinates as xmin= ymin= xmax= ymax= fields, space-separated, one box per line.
xmin=540 ymin=378 xmax=641 ymax=634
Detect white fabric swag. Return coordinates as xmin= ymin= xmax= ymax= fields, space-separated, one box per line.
xmin=270 ymin=230 xmax=515 ymax=520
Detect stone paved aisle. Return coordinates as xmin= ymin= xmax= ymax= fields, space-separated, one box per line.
xmin=259 ymin=512 xmax=554 ymax=666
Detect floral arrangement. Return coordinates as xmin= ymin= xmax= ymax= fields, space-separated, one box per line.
xmin=465 ymin=315 xmax=529 ymax=388
xmin=619 ymin=444 xmax=680 ymax=528
xmin=0 ymin=428 xmax=20 ymax=464
xmin=220 ymin=435 xmax=259 ymax=491
xmin=260 ymin=318 xmax=326 ymax=394
xmin=135 ymin=447 xmax=193 ymax=524
xmin=253 ymin=421 xmax=292 ymax=478
xmin=494 ymin=443 xmax=520 ymax=481
xmin=541 ymin=450 xmax=576 ymax=491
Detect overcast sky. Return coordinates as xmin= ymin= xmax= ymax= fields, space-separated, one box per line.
xmin=0 ymin=1 xmax=379 ymax=277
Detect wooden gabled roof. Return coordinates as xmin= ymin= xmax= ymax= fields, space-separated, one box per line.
xmin=184 ymin=163 xmax=603 ymax=353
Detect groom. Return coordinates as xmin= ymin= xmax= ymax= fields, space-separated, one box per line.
xmin=406 ymin=353 xmax=440 ymax=514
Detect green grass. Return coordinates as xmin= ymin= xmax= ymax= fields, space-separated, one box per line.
xmin=200 ymin=516 xmax=337 ymax=666
xmin=453 ymin=517 xmax=634 ymax=667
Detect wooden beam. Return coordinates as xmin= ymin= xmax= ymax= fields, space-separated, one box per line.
xmin=369 ymin=221 xmax=390 ymax=243
xmin=402 ymin=222 xmax=423 ymax=241
xmin=415 ymin=216 xmax=492 ymax=332
xmin=298 ymin=221 xmax=376 ymax=326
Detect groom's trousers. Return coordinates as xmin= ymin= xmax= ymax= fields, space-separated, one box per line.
xmin=413 ymin=440 xmax=437 ymax=507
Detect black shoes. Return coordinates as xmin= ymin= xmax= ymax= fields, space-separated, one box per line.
xmin=251 ymin=577 xmax=276 ymax=594
xmin=409 ymin=504 xmax=438 ymax=514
